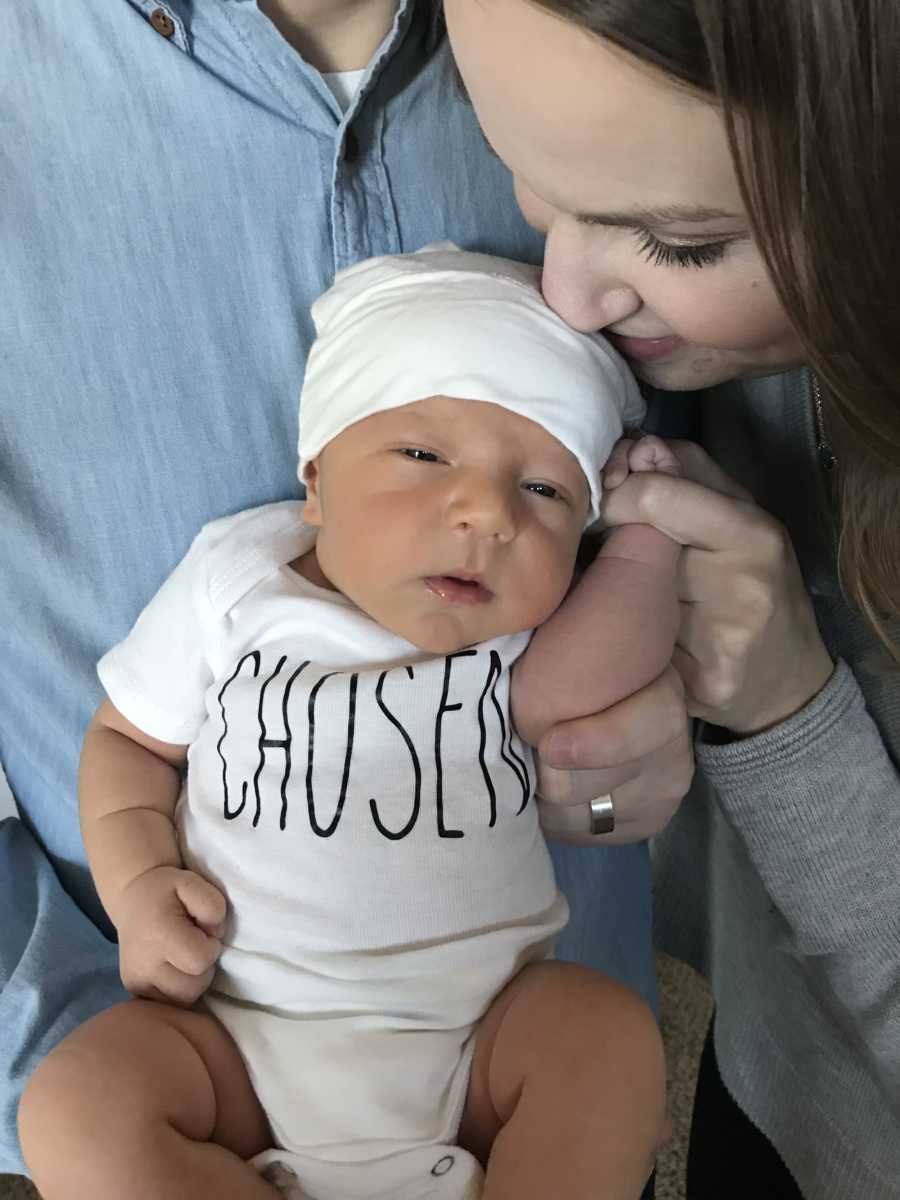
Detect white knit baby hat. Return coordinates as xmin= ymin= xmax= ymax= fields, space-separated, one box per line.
xmin=298 ymin=242 xmax=645 ymax=522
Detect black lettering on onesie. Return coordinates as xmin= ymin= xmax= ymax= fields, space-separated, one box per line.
xmin=212 ymin=645 xmax=533 ymax=841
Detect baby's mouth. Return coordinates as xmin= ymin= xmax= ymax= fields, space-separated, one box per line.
xmin=423 ymin=574 xmax=493 ymax=605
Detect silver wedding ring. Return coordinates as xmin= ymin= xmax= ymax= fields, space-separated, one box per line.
xmin=588 ymin=794 xmax=616 ymax=836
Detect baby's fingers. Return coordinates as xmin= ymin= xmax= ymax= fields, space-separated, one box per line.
xmin=175 ymin=870 xmax=228 ymax=937
xmin=603 ymin=434 xmax=681 ymax=491
xmin=601 ymin=438 xmax=634 ymax=490
xmin=165 ymin=916 xmax=223 ymax=979
xmin=627 ymin=434 xmax=681 ymax=477
xmin=151 ymin=961 xmax=217 ymax=1008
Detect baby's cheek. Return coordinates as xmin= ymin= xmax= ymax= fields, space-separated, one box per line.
xmin=524 ymin=547 xmax=577 ymax=624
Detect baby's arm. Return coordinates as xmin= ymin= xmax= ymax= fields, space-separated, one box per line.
xmin=80 ymin=700 xmax=226 ymax=1004
xmin=511 ymin=435 xmax=681 ymax=748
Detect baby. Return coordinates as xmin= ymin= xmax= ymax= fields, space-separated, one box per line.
xmin=19 ymin=244 xmax=677 ymax=1200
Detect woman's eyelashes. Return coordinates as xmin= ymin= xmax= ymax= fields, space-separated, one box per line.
xmin=633 ymin=228 xmax=730 ymax=270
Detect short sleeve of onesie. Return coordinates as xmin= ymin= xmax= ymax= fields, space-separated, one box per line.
xmin=97 ymin=528 xmax=218 ymax=744
xmin=97 ymin=501 xmax=312 ymax=745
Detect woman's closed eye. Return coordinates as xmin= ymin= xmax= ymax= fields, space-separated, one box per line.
xmin=633 ymin=228 xmax=730 ymax=270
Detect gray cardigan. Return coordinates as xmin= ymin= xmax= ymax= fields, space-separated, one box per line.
xmin=652 ymin=369 xmax=900 ymax=1199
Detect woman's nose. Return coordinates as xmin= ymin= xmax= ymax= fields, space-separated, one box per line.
xmin=541 ymin=224 xmax=641 ymax=332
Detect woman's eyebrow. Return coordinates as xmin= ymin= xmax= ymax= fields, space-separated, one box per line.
xmin=575 ymin=204 xmax=739 ymax=228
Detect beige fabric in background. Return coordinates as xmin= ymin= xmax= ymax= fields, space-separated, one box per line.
xmin=655 ymin=953 xmax=715 ymax=1199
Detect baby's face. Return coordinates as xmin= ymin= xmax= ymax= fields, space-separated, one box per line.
xmin=301 ymin=396 xmax=590 ymax=654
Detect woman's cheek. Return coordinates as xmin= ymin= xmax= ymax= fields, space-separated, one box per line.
xmin=646 ymin=269 xmax=791 ymax=351
xmin=513 ymin=179 xmax=551 ymax=233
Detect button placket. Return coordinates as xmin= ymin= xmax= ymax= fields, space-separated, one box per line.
xmin=341 ymin=128 xmax=360 ymax=165
xmin=331 ymin=103 xmax=401 ymax=272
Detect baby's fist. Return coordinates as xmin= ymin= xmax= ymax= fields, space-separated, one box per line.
xmin=115 ymin=866 xmax=228 ymax=1006
xmin=603 ymin=434 xmax=682 ymax=491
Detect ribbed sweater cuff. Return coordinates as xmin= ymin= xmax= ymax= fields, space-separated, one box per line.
xmin=696 ymin=660 xmax=900 ymax=952
xmin=698 ymin=658 xmax=857 ymax=776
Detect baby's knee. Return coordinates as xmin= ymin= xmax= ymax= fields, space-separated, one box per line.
xmin=18 ymin=1045 xmax=70 ymax=1167
xmin=17 ymin=1024 xmax=118 ymax=1179
xmin=508 ymin=962 xmax=666 ymax=1123
xmin=479 ymin=962 xmax=668 ymax=1172
xmin=18 ymin=1000 xmax=185 ymax=1179
xmin=528 ymin=960 xmax=661 ymax=1057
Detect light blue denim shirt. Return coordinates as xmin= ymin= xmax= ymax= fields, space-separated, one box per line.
xmin=0 ymin=0 xmax=654 ymax=1172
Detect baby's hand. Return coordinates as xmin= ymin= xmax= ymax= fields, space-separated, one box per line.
xmin=602 ymin=433 xmax=681 ymax=490
xmin=114 ymin=866 xmax=227 ymax=1005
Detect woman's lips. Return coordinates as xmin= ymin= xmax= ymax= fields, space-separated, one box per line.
xmin=606 ymin=332 xmax=682 ymax=363
xmin=424 ymin=576 xmax=493 ymax=605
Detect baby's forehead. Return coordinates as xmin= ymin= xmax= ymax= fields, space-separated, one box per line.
xmin=362 ymin=393 xmax=558 ymax=437
xmin=356 ymin=395 xmax=589 ymax=476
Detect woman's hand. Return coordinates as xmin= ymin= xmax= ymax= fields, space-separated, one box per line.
xmin=534 ymin=439 xmax=833 ymax=845
xmin=602 ymin=440 xmax=834 ymax=735
xmin=536 ymin=663 xmax=693 ymax=845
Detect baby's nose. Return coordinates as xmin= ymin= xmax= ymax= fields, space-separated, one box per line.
xmin=447 ymin=480 xmax=516 ymax=543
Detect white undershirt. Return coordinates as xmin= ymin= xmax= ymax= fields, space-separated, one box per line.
xmin=322 ymin=68 xmax=367 ymax=113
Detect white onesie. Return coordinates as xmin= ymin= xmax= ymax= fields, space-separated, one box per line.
xmin=98 ymin=500 xmax=568 ymax=1200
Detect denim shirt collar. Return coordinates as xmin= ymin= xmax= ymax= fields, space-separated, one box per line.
xmin=127 ymin=0 xmax=433 ymax=129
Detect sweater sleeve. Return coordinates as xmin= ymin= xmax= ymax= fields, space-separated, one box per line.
xmin=697 ymin=658 xmax=900 ymax=1108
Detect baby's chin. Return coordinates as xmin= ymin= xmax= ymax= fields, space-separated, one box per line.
xmin=390 ymin=613 xmax=525 ymax=656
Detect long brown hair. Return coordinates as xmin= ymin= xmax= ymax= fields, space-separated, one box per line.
xmin=534 ymin=0 xmax=900 ymax=658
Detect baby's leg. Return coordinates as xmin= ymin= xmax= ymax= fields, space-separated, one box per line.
xmin=459 ymin=961 xmax=667 ymax=1200
xmin=18 ymin=998 xmax=278 ymax=1200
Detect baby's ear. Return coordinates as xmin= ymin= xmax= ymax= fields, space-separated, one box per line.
xmin=302 ymin=459 xmax=323 ymax=527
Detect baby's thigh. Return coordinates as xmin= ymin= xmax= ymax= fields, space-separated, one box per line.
xmin=19 ymin=997 xmax=271 ymax=1165
xmin=458 ymin=960 xmax=663 ymax=1162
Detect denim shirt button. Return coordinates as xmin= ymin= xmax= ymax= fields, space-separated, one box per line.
xmin=342 ymin=128 xmax=360 ymax=164
xmin=149 ymin=8 xmax=176 ymax=39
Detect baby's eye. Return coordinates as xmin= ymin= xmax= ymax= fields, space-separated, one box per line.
xmin=523 ymin=481 xmax=561 ymax=500
xmin=399 ymin=447 xmax=442 ymax=463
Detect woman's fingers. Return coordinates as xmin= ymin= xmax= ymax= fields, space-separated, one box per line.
xmin=537 ymin=728 xmax=693 ymax=845
xmin=602 ymin=462 xmax=834 ymax=733
xmin=538 ymin=664 xmax=687 ymax=771
xmin=665 ymin=440 xmax=755 ymax=501
xmin=535 ymin=665 xmax=693 ymax=845
xmin=601 ymin=469 xmax=760 ymax=551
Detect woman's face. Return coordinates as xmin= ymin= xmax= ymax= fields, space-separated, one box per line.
xmin=445 ymin=0 xmax=806 ymax=390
